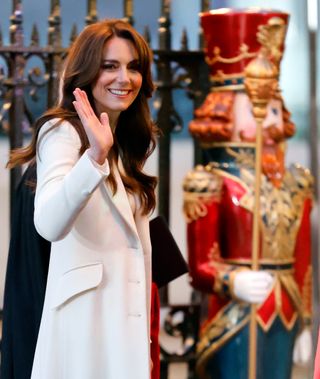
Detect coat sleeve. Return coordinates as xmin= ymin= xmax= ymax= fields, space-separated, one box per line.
xmin=183 ymin=166 xmax=222 ymax=294
xmin=34 ymin=120 xmax=110 ymax=242
xmin=183 ymin=166 xmax=246 ymax=298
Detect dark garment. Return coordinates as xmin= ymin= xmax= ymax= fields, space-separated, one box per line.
xmin=150 ymin=215 xmax=188 ymax=288
xmin=1 ymin=164 xmax=50 ymax=379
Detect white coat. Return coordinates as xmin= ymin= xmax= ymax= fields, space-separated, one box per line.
xmin=31 ymin=120 xmax=152 ymax=379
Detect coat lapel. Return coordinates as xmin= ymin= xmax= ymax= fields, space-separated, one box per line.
xmin=102 ymin=161 xmax=141 ymax=248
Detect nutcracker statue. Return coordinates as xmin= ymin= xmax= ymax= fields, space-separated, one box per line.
xmin=183 ymin=9 xmax=313 ymax=379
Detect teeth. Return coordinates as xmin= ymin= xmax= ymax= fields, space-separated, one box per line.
xmin=109 ymin=89 xmax=130 ymax=96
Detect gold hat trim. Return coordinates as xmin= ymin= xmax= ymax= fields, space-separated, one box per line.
xmin=205 ymin=17 xmax=287 ymax=68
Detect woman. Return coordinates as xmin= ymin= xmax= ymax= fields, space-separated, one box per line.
xmin=7 ymin=19 xmax=158 ymax=379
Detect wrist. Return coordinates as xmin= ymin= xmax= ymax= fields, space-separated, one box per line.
xmin=213 ymin=265 xmax=249 ymax=299
xmin=87 ymin=148 xmax=107 ymax=165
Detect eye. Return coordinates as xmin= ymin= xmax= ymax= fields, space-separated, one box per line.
xmin=128 ymin=61 xmax=141 ymax=72
xmin=101 ymin=62 xmax=118 ymax=71
xmin=271 ymin=107 xmax=278 ymax=115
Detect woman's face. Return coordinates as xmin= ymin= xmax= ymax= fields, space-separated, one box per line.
xmin=92 ymin=36 xmax=143 ymax=124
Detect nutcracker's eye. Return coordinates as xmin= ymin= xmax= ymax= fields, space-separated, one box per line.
xmin=271 ymin=107 xmax=278 ymax=116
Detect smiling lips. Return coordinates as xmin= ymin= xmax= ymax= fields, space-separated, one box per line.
xmin=108 ymin=89 xmax=132 ymax=96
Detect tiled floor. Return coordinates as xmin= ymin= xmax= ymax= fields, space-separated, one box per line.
xmin=160 ymin=327 xmax=314 ymax=379
xmin=0 ymin=316 xmax=314 ymax=379
xmin=168 ymin=363 xmax=312 ymax=379
xmin=292 ymin=365 xmax=313 ymax=379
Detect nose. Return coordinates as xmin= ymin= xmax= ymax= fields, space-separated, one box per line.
xmin=263 ymin=110 xmax=277 ymax=129
xmin=118 ymin=67 xmax=130 ymax=84
xmin=263 ymin=101 xmax=282 ymax=129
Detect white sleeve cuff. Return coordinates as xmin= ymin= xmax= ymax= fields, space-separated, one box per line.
xmin=85 ymin=150 xmax=110 ymax=176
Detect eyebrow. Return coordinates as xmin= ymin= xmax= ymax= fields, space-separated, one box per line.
xmin=101 ymin=59 xmax=140 ymax=64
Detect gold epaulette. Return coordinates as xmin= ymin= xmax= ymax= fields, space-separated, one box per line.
xmin=289 ymin=163 xmax=314 ymax=198
xmin=302 ymin=265 xmax=313 ymax=323
xmin=183 ymin=165 xmax=222 ymax=223
xmin=183 ymin=164 xmax=222 ymax=194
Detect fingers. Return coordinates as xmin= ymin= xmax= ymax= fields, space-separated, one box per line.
xmin=252 ymin=272 xmax=274 ymax=287
xmin=293 ymin=328 xmax=312 ymax=365
xmin=233 ymin=270 xmax=275 ymax=304
xmin=72 ymin=88 xmax=113 ymax=164
xmin=79 ymin=88 xmax=95 ymax=117
xmin=100 ymin=112 xmax=110 ymax=127
xmin=73 ymin=88 xmax=95 ymax=119
xmin=246 ymin=292 xmax=266 ymax=304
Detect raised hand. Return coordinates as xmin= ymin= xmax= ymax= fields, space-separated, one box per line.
xmin=73 ymin=88 xmax=114 ymax=165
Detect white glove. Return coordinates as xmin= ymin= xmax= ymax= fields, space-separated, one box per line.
xmin=293 ymin=327 xmax=312 ymax=366
xmin=233 ymin=270 xmax=274 ymax=304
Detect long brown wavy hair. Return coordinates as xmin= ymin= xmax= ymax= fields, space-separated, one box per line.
xmin=7 ymin=19 xmax=158 ymax=214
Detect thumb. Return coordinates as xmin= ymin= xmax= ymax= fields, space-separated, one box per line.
xmin=100 ymin=112 xmax=110 ymax=127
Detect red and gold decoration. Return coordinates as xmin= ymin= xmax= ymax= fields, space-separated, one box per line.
xmin=183 ymin=8 xmax=313 ymax=379
xmin=201 ymin=8 xmax=288 ymax=91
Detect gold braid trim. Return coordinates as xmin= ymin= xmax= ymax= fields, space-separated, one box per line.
xmin=255 ymin=272 xmax=299 ymax=332
xmin=279 ymin=272 xmax=303 ymax=316
xmin=208 ymin=242 xmax=250 ymax=299
xmin=196 ymin=308 xmax=250 ymax=379
xmin=302 ymin=265 xmax=312 ymax=322
xmin=183 ymin=165 xmax=222 ymax=223
xmin=183 ymin=192 xmax=213 ymax=223
xmin=205 ymin=43 xmax=257 ymax=65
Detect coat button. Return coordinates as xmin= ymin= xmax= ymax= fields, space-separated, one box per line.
xmin=128 ymin=313 xmax=142 ymax=317
xmin=129 ymin=279 xmax=141 ymax=284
